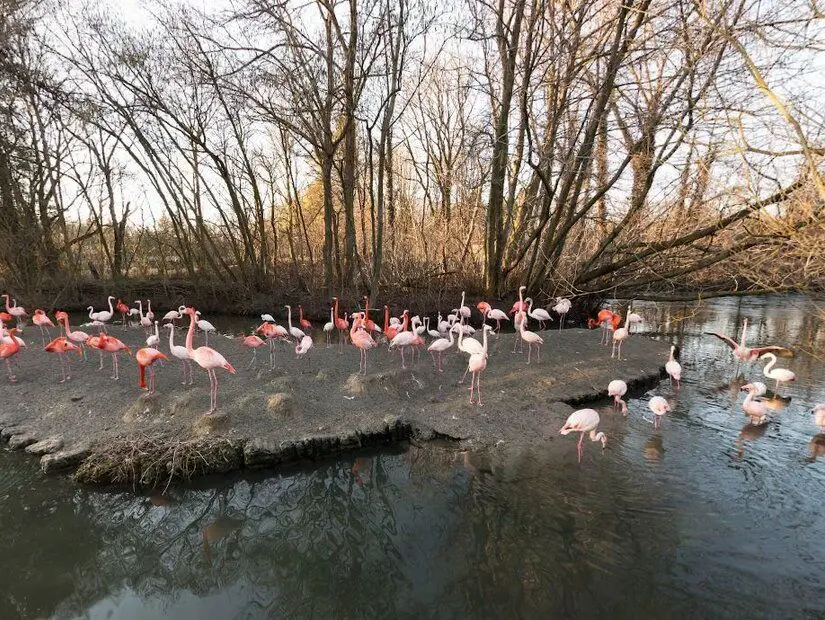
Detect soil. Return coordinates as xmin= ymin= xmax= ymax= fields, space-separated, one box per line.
xmin=0 ymin=323 xmax=670 ymax=487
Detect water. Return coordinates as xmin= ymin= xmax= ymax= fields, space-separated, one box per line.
xmin=4 ymin=295 xmax=825 ymax=619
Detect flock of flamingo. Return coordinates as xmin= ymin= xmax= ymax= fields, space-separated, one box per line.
xmin=0 ymin=290 xmax=817 ymax=462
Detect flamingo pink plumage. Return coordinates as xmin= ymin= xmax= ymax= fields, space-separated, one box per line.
xmin=183 ymin=307 xmax=236 ymax=414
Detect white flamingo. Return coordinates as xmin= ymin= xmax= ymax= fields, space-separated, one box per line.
xmin=560 ymin=408 xmax=607 ymax=462
xmin=665 ymin=346 xmax=682 ymax=390
xmin=608 ymin=379 xmax=628 ymax=414
xmin=526 ymin=298 xmax=552 ymax=330
xmin=760 ymin=352 xmax=795 ymax=391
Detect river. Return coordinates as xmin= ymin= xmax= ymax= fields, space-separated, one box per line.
xmin=2 ymin=295 xmax=825 ymax=618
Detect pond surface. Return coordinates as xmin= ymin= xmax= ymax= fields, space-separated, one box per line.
xmin=3 ymin=295 xmax=825 ymax=619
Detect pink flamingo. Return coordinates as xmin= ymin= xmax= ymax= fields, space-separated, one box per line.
xmin=741 ymin=383 xmax=769 ymax=425
xmin=44 ymin=336 xmax=82 ymax=383
xmin=298 ymin=305 xmax=312 ymax=332
xmin=256 ymin=322 xmax=287 ymax=369
xmin=350 ymin=313 xmax=377 ymax=375
xmin=560 ymin=408 xmax=607 ymax=462
xmin=708 ymin=318 xmax=793 ymax=362
xmin=665 ymin=346 xmax=682 ymax=390
xmin=137 ymin=348 xmax=168 ymax=394
xmin=2 ymin=295 xmax=27 ymax=327
xmin=333 ymin=298 xmax=349 ymax=351
xmin=428 ymin=326 xmax=455 ymax=373
xmin=362 ymin=296 xmax=382 ymax=335
xmin=97 ymin=332 xmax=131 ymax=380
xmin=648 ymin=396 xmax=671 ymax=428
xmin=56 ymin=311 xmax=90 ymax=359
xmin=32 ymin=309 xmax=55 ymax=346
xmin=607 ymin=379 xmax=628 ymax=414
xmin=182 ymin=307 xmax=236 ymax=414
xmin=0 ymin=328 xmax=21 ymax=382
xmin=241 ymin=334 xmax=266 ymax=368
xmin=588 ymin=309 xmax=616 ymax=346
xmin=467 ymin=325 xmax=492 ymax=406
xmin=611 ymin=315 xmax=628 ymax=359
xmin=477 ymin=302 xmax=509 ymax=334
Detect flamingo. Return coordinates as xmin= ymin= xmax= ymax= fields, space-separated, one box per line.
xmin=135 ymin=300 xmax=152 ymax=332
xmin=350 ymin=313 xmax=377 ymax=375
xmin=97 ymin=332 xmax=131 ymax=380
xmin=147 ymin=321 xmax=160 ymax=348
xmin=509 ymin=286 xmax=528 ymax=315
xmin=467 ymin=325 xmax=492 ymax=406
xmin=412 ymin=315 xmax=426 ymax=337
xmin=477 ymin=302 xmax=509 ymax=334
xmin=707 ymin=318 xmax=793 ymax=362
xmin=611 ymin=314 xmax=629 ymax=359
xmin=518 ymin=320 xmax=544 ymax=364
xmin=389 ymin=311 xmax=416 ymax=368
xmin=813 ymin=404 xmax=825 ymax=431
xmin=607 ymin=379 xmax=628 ymax=414
xmin=2 ymin=295 xmax=27 ymax=327
xmin=323 ymin=307 xmax=335 ymax=347
xmin=298 ymin=305 xmax=312 ymax=331
xmin=182 ymin=307 xmax=236 ymax=414
xmin=136 ymin=348 xmax=168 ymax=394
xmin=0 ymin=328 xmax=21 ymax=382
xmin=0 ymin=323 xmax=25 ymax=348
xmin=116 ymin=299 xmax=130 ymax=324
xmin=760 ymin=352 xmax=796 ymax=391
xmin=195 ymin=312 xmax=216 ymax=344
xmin=44 ymin=336 xmax=82 ymax=383
xmin=165 ymin=323 xmax=193 ymax=384
xmin=87 ymin=333 xmax=106 ymax=370
xmin=626 ymin=309 xmax=644 ymax=333
xmin=284 ymin=305 xmax=305 ymax=342
xmin=256 ymin=322 xmax=287 ymax=369
xmin=162 ymin=309 xmax=182 ymax=323
xmin=665 ymin=346 xmax=682 ymax=390
xmin=560 ymin=408 xmax=607 ymax=462
xmin=426 ymin=317 xmax=441 ymax=339
xmin=362 ymin=296 xmax=382 ymax=334
xmin=146 ymin=299 xmax=155 ymax=321
xmin=456 ymin=324 xmax=484 ymax=383
xmin=588 ymin=309 xmax=616 ymax=346
xmin=437 ymin=313 xmax=451 ymax=334
xmin=32 ymin=309 xmax=55 ymax=346
xmin=512 ymin=309 xmax=527 ymax=353
xmin=295 ymin=335 xmax=313 ymax=357
xmin=552 ymin=298 xmax=572 ymax=330
xmin=95 ymin=296 xmax=115 ymax=324
xmin=384 ymin=305 xmax=401 ymax=342
xmin=741 ymin=383 xmax=770 ymax=425
xmin=428 ymin=325 xmax=455 ymax=373
xmin=333 ymin=298 xmax=349 ymax=351
xmin=458 ymin=291 xmax=471 ymax=320
xmin=526 ymin=298 xmax=552 ymax=330
xmin=649 ymin=396 xmax=671 ymax=428
xmin=57 ymin=312 xmax=89 ymax=359
xmin=241 ymin=334 xmax=266 ymax=368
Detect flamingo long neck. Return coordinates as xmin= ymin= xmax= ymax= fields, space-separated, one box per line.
xmin=741 ymin=319 xmax=748 ymax=348
xmin=447 ymin=329 xmax=455 ymax=345
xmin=185 ymin=311 xmax=196 ymax=354
xmin=147 ymin=300 xmax=152 ymax=314
xmin=482 ymin=327 xmax=488 ymax=354
xmin=401 ymin=313 xmax=409 ymax=332
xmin=461 ymin=291 xmax=465 ymax=309
xmin=108 ymin=297 xmax=114 ymax=313
xmin=299 ymin=306 xmax=304 ymax=322
xmin=61 ymin=315 xmax=72 ymax=334
xmin=364 ymin=297 xmax=370 ymax=322
xmin=168 ymin=325 xmax=175 ymax=349
xmin=137 ymin=301 xmax=144 ymax=320
xmin=384 ymin=306 xmax=389 ymax=332
xmin=2 ymin=295 xmax=9 ymax=312
xmin=743 ymin=390 xmax=754 ymax=407
xmin=330 ymin=307 xmax=334 ymax=323
xmin=589 ymin=431 xmax=604 ymax=443
xmin=519 ymin=287 xmax=524 ymax=307
xmin=527 ymin=298 xmax=534 ymax=314
xmin=763 ymin=354 xmax=776 ymax=375
xmin=334 ymin=299 xmax=340 ymax=321
xmin=670 ymin=347 xmax=675 ymax=362
xmin=154 ymin=322 xmax=159 ymax=339
xmin=88 ymin=307 xmax=94 ymax=319
xmin=286 ymin=306 xmax=294 ymax=330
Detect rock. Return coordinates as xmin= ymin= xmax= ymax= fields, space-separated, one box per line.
xmin=1 ymin=425 xmax=29 ymax=441
xmin=41 ymin=444 xmax=92 ymax=474
xmin=70 ymin=395 xmax=83 ymax=402
xmin=267 ymin=393 xmax=294 ymax=416
xmin=343 ymin=374 xmax=365 ymax=395
xmin=193 ymin=411 xmax=229 ymax=436
xmin=315 ymin=369 xmax=328 ymax=381
xmin=25 ymin=436 xmax=64 ymax=456
xmin=8 ymin=433 xmax=38 ymax=450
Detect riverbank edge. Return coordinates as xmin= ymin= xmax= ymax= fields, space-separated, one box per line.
xmin=0 ymin=363 xmax=666 ymax=489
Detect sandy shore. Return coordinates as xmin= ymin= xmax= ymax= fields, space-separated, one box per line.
xmin=0 ymin=323 xmax=670 ymax=487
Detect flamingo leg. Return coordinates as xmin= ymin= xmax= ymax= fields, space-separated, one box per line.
xmin=469 ymin=371 xmax=475 ymax=404
xmin=38 ymin=325 xmax=45 ymax=347
xmin=477 ymin=372 xmax=483 ymax=406
xmin=148 ymin=366 xmax=156 ymax=395
xmin=113 ymin=353 xmax=120 ymax=380
xmin=460 ymin=364 xmax=469 ymax=384
xmin=578 ymin=432 xmax=584 ymax=462
xmin=526 ymin=343 xmax=532 ymax=365
xmin=400 ymin=347 xmax=406 ymax=369
xmin=181 ymin=360 xmax=188 ymax=384
xmin=98 ymin=351 xmax=104 ymax=371
xmin=81 ymin=342 xmax=87 ymax=361
xmin=248 ymin=348 xmax=257 ymax=369
xmin=204 ymin=331 xmax=209 ymax=345
xmin=5 ymin=359 xmax=16 ymax=382
xmin=536 ymin=344 xmax=541 ymax=363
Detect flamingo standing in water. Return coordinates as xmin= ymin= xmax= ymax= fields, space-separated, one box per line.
xmin=553 ymin=298 xmax=572 ymax=330
xmin=428 ymin=326 xmax=455 ymax=373
xmin=97 ymin=332 xmax=131 ymax=380
xmin=467 ymin=325 xmax=492 ymax=406
xmin=183 ymin=307 xmax=236 ymax=414
xmin=665 ymin=346 xmax=682 ymax=390
xmin=56 ymin=312 xmax=90 ymax=359
xmin=32 ymin=309 xmax=55 ymax=346
xmin=165 ymin=323 xmax=193 ymax=384
xmin=0 ymin=328 xmax=21 ymax=382
xmin=136 ymin=348 xmax=168 ymax=394
xmin=350 ymin=313 xmax=377 ymax=375
xmin=813 ymin=404 xmax=825 ymax=431
xmin=707 ymin=318 xmax=793 ymax=362
xmin=607 ymin=379 xmax=628 ymax=414
xmin=44 ymin=336 xmax=82 ymax=383
xmin=760 ymin=352 xmax=796 ymax=391
xmin=649 ymin=396 xmax=671 ymax=428
xmin=2 ymin=295 xmax=27 ymax=327
xmin=560 ymin=408 xmax=607 ymax=462
xmin=741 ymin=383 xmax=769 ymax=425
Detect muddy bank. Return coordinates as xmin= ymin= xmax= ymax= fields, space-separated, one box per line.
xmin=0 ymin=324 xmax=670 ymax=487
